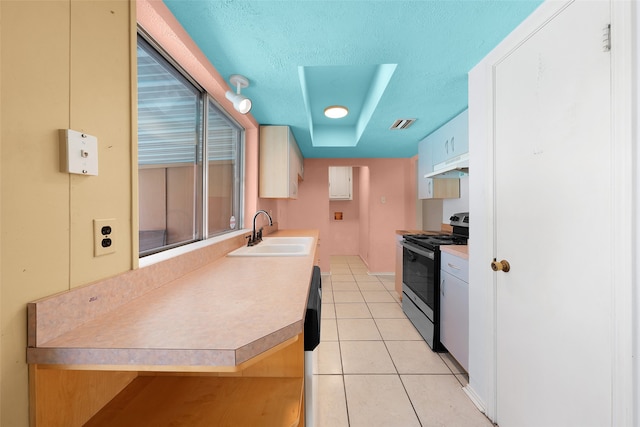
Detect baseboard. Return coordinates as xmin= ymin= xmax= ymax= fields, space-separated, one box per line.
xmin=462 ymin=384 xmax=486 ymax=415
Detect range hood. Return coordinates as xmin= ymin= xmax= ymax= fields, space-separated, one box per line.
xmin=424 ymin=152 xmax=469 ymax=179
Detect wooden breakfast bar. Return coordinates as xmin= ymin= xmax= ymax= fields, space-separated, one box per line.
xmin=27 ymin=230 xmax=319 ymax=426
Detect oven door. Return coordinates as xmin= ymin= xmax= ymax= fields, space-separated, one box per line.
xmin=402 ymin=241 xmax=437 ymax=321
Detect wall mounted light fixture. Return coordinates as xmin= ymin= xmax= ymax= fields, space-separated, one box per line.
xmin=225 ymin=74 xmax=252 ymax=114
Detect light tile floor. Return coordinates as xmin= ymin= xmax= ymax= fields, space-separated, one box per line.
xmin=310 ymin=255 xmax=494 ymax=427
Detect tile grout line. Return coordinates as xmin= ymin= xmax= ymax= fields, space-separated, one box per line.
xmin=324 ymin=258 xmax=477 ymax=427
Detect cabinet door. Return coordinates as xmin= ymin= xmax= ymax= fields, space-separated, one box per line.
xmin=420 ymin=178 xmax=460 ymax=200
xmin=288 ymin=140 xmax=299 ymax=199
xmin=417 ymin=138 xmax=432 ymax=198
xmin=259 ymin=126 xmax=304 ymax=199
xmin=430 ymin=109 xmax=469 ymax=168
xmin=440 ymin=270 xmax=468 ymax=371
xmin=328 ymin=166 xmax=352 ymax=200
xmin=447 ymin=109 xmax=469 ymax=159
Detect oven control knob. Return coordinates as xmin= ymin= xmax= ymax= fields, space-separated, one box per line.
xmin=491 ymin=259 xmax=511 ymax=272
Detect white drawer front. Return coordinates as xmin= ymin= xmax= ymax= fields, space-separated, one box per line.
xmin=441 ymin=251 xmax=468 ymax=282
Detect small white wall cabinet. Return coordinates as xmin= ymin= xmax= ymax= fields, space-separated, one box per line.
xmin=259 ymin=126 xmax=304 ymax=199
xmin=328 ymin=166 xmax=352 ymax=200
xmin=418 ymin=136 xmax=460 ymax=199
xmin=440 ymin=251 xmax=469 ymax=372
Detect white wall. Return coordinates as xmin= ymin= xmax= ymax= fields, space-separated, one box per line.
xmin=467 ymin=60 xmax=494 ymax=417
xmin=634 ymin=3 xmax=640 ymax=424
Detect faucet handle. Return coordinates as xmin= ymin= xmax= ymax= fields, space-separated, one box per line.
xmin=257 ymin=227 xmax=263 ymax=241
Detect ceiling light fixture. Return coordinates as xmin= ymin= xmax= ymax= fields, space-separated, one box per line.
xmin=324 ymin=105 xmax=349 ymax=119
xmin=225 ymin=74 xmax=252 ymax=114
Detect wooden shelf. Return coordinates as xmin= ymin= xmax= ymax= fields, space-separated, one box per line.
xmin=85 ymin=376 xmax=303 ymax=427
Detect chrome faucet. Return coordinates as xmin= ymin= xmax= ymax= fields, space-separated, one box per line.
xmin=248 ymin=210 xmax=273 ymax=246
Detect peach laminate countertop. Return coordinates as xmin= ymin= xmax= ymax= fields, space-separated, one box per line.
xmin=27 ymin=230 xmax=318 ymax=370
xmin=441 ymin=245 xmax=469 ymax=260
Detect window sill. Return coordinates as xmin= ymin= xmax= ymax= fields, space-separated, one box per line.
xmin=139 ymin=229 xmax=250 ymax=268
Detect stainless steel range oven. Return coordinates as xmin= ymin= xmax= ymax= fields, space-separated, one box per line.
xmin=402 ymin=212 xmax=468 ymax=351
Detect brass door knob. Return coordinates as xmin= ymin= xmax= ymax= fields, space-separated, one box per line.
xmin=491 ymin=259 xmax=511 ymax=272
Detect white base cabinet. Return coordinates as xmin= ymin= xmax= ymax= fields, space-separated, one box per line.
xmin=440 ymin=251 xmax=468 ymax=371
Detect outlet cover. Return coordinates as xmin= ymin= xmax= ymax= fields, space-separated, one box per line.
xmin=93 ymin=219 xmax=116 ymax=257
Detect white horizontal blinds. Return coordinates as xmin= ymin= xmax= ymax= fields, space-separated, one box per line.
xmin=137 ymin=39 xmax=202 ymax=166
xmin=206 ymin=99 xmax=241 ymax=237
xmin=207 ymin=105 xmax=238 ymax=161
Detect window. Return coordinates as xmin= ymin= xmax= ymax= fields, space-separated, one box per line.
xmin=137 ymin=34 xmax=243 ymax=257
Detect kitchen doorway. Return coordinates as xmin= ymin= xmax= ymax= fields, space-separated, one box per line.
xmin=328 ymin=166 xmax=371 ymax=265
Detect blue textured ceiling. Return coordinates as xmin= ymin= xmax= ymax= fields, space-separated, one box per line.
xmin=162 ymin=0 xmax=542 ymax=158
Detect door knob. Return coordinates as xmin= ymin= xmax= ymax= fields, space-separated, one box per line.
xmin=491 ymin=259 xmax=511 ymax=272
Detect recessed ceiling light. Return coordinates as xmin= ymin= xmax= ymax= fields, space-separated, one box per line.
xmin=324 ymin=105 xmax=349 ymax=119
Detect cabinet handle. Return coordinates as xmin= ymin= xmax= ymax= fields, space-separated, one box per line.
xmin=428 ymin=180 xmax=432 ymax=195
xmin=445 ymin=139 xmax=449 ymax=154
xmin=447 ymin=262 xmax=461 ymax=270
xmin=451 ymin=136 xmax=455 ymax=153
xmin=441 ymin=279 xmax=445 ymax=296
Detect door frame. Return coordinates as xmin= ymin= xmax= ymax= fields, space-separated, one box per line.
xmin=468 ymin=0 xmax=634 ymax=424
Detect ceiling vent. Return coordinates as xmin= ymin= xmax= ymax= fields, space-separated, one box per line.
xmin=389 ymin=118 xmax=416 ymax=130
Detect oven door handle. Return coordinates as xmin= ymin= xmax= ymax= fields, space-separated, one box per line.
xmin=401 ymin=241 xmax=435 ymax=260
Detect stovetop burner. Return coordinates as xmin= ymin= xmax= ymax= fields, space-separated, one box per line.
xmin=403 ymin=233 xmax=467 ymax=250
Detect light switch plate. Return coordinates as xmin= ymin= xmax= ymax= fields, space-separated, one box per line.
xmin=60 ymin=129 xmax=98 ymax=175
xmin=94 ymin=219 xmax=116 ymax=256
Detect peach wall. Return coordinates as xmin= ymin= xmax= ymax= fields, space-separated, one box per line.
xmin=358 ymin=166 xmax=371 ymax=264
xmin=279 ymin=158 xmax=416 ymax=273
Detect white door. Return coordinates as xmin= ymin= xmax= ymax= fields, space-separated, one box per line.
xmin=494 ymin=2 xmax=611 ymax=426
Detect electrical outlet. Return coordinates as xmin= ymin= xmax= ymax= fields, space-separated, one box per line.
xmin=94 ymin=219 xmax=116 ymax=256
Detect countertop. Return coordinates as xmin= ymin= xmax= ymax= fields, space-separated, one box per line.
xmin=27 ymin=229 xmax=319 ymax=370
xmin=441 ymin=245 xmax=469 ymax=260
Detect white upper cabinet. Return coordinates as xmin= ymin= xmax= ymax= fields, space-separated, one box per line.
xmin=422 ymin=109 xmax=469 ymax=180
xmin=430 ymin=109 xmax=469 ymax=168
xmin=418 ymin=134 xmax=460 ymax=199
xmin=259 ymin=126 xmax=304 ymax=199
xmin=328 ymin=166 xmax=352 ymax=200
xmin=417 ymin=109 xmax=468 ymax=199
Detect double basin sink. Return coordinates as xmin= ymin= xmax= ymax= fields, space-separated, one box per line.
xmin=227 ymin=236 xmax=314 ymax=257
